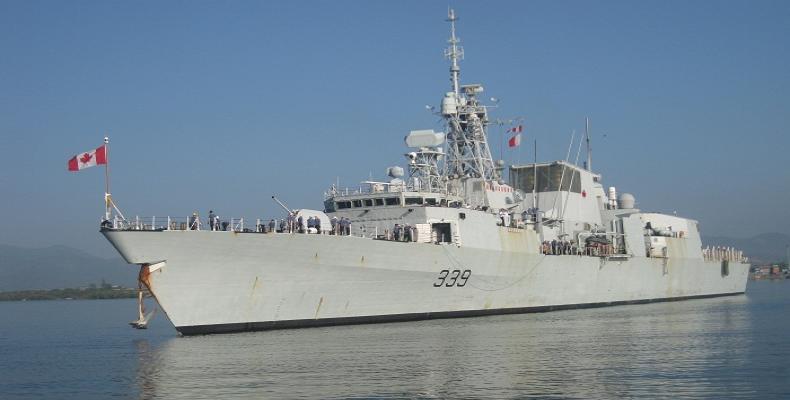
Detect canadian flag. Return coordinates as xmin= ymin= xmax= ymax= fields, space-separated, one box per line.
xmin=68 ymin=145 xmax=107 ymax=171
xmin=508 ymin=125 xmax=523 ymax=133
xmin=508 ymin=132 xmax=522 ymax=148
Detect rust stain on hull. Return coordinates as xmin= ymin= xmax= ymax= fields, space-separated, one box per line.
xmin=314 ymin=296 xmax=324 ymax=319
xmin=139 ymin=264 xmax=152 ymax=291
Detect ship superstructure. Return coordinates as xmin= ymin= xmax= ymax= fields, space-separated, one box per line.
xmin=101 ymin=10 xmax=748 ymax=335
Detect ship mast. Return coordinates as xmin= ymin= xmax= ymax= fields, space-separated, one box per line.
xmin=585 ymin=117 xmax=592 ymax=171
xmin=447 ymin=9 xmax=461 ymax=97
xmin=441 ymin=9 xmax=499 ymax=183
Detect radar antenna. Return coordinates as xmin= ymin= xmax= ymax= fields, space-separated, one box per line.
xmin=440 ymin=9 xmax=499 ymax=184
xmin=445 ymin=8 xmax=463 ymax=96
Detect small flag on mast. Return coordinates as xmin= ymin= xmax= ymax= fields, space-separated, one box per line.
xmin=507 ymin=124 xmax=523 ymax=148
xmin=68 ymin=144 xmax=107 ymax=171
xmin=508 ymin=133 xmax=521 ymax=148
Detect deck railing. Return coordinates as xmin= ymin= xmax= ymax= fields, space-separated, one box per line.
xmin=105 ymin=216 xmax=351 ymax=236
xmin=107 ymin=216 xmax=255 ymax=232
xmin=703 ymin=246 xmax=748 ymax=263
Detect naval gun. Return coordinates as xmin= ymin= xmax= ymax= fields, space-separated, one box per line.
xmin=271 ymin=195 xmax=294 ymax=215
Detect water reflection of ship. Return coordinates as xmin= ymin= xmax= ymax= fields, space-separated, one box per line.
xmin=132 ymin=296 xmax=753 ymax=398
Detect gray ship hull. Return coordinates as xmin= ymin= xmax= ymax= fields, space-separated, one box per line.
xmin=103 ymin=230 xmax=749 ymax=335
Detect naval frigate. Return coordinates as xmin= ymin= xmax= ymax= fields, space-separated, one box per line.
xmin=102 ymin=10 xmax=749 ymax=335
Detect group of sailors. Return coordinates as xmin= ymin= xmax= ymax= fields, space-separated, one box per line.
xmin=331 ymin=216 xmax=352 ymax=236
xmin=390 ymin=223 xmax=417 ymax=242
xmin=541 ymin=239 xmax=576 ymax=255
xmin=187 ymin=210 xmax=223 ymax=231
xmin=274 ymin=214 xmax=350 ymax=235
xmin=285 ymin=214 xmax=324 ymax=234
xmin=273 ymin=214 xmax=353 ymax=235
xmin=541 ymin=239 xmax=617 ymax=257
xmin=496 ymin=208 xmax=540 ymax=228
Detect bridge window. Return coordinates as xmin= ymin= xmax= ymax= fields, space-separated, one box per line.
xmin=364 ymin=199 xmax=374 ymax=207
xmin=336 ymin=201 xmax=351 ymax=209
xmin=352 ymin=200 xmax=362 ymax=208
xmin=375 ymin=198 xmax=384 ymax=206
xmin=385 ymin=197 xmax=400 ymax=206
xmin=405 ymin=197 xmax=423 ymax=205
xmin=425 ymin=198 xmax=437 ymax=206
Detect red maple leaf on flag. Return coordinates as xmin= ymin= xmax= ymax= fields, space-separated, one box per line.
xmin=68 ymin=144 xmax=106 ymax=171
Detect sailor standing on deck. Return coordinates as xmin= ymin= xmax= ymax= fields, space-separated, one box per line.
xmin=190 ymin=212 xmax=199 ymax=230
xmin=286 ymin=213 xmax=294 ymax=233
xmin=341 ymin=217 xmax=350 ymax=236
xmin=298 ymin=215 xmax=304 ymax=233
xmin=331 ymin=216 xmax=338 ymax=235
xmin=208 ymin=210 xmax=216 ymax=231
xmin=268 ymin=219 xmax=276 ymax=233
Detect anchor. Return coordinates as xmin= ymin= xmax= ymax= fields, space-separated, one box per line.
xmin=130 ymin=264 xmax=157 ymax=329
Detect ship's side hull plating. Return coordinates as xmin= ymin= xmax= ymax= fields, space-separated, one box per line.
xmin=104 ymin=230 xmax=749 ymax=335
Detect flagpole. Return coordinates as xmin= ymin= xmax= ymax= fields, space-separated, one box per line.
xmin=499 ymin=128 xmax=503 ymax=163
xmin=532 ymin=139 xmax=537 ymax=210
xmin=104 ymin=136 xmax=110 ymax=221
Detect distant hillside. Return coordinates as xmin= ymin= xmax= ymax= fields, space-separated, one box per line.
xmin=0 ymin=244 xmax=136 ymax=291
xmin=703 ymin=233 xmax=790 ymax=265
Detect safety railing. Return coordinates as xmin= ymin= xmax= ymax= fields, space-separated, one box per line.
xmin=703 ymin=246 xmax=748 ymax=263
xmin=104 ymin=216 xmax=363 ymax=237
xmin=106 ymin=216 xmax=256 ymax=232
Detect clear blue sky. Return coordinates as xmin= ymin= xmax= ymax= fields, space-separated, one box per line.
xmin=1 ymin=0 xmax=788 ymax=256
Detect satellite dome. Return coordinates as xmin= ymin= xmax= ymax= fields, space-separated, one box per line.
xmin=618 ymin=193 xmax=636 ymax=209
xmin=387 ymin=166 xmax=404 ymax=178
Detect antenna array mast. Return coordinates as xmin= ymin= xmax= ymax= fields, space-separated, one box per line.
xmin=585 ymin=117 xmax=592 ymax=171
xmin=441 ymin=9 xmax=499 ymax=184
xmin=446 ymin=9 xmax=463 ymax=96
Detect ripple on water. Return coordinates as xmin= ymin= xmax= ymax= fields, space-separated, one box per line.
xmin=0 ymin=281 xmax=788 ymax=399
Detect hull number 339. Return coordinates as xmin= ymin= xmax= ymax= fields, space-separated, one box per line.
xmin=434 ymin=269 xmax=471 ymax=287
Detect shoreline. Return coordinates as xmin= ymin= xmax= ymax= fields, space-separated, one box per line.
xmin=0 ymin=286 xmax=138 ymax=302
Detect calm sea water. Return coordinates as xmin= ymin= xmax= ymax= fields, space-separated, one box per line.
xmin=1 ymin=281 xmax=788 ymax=399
